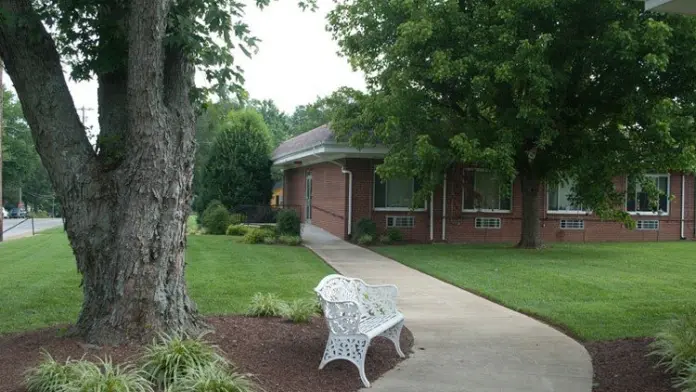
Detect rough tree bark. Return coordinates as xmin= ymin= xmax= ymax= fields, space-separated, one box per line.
xmin=0 ymin=0 xmax=204 ymax=344
xmin=518 ymin=170 xmax=543 ymax=249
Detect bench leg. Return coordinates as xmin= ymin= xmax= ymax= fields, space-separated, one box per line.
xmin=319 ymin=334 xmax=372 ymax=387
xmin=379 ymin=320 xmax=405 ymax=358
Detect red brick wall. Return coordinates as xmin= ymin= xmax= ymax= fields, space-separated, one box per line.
xmin=443 ymin=168 xmax=695 ymax=244
xmin=284 ymin=162 xmax=347 ymax=238
xmin=289 ymin=158 xmax=695 ymax=244
xmin=345 ymin=159 xmax=431 ymax=242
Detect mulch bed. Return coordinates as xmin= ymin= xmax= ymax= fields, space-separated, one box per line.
xmin=584 ymin=337 xmax=676 ymax=392
xmin=0 ymin=316 xmax=413 ymax=392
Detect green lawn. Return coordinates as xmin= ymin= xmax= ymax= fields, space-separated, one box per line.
xmin=0 ymin=231 xmax=333 ymax=334
xmin=376 ymin=242 xmax=696 ymax=341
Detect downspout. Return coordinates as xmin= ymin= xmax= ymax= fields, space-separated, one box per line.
xmin=327 ymin=159 xmax=353 ymax=237
xmin=681 ymin=173 xmax=686 ymax=239
xmin=342 ymin=168 xmax=353 ymax=237
xmin=442 ymin=173 xmax=447 ymax=241
xmin=430 ymin=192 xmax=434 ymax=242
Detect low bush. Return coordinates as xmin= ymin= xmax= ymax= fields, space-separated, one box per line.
xmin=650 ymin=312 xmax=696 ymax=374
xmin=676 ymin=361 xmax=696 ymax=392
xmin=353 ymin=218 xmax=377 ymax=241
xmin=202 ymin=202 xmax=231 ymax=235
xmin=246 ymin=293 xmax=287 ymax=317
xmin=229 ymin=213 xmax=246 ymax=225
xmin=283 ymin=299 xmax=316 ymax=323
xmin=242 ymin=229 xmax=267 ymax=244
xmin=63 ymin=358 xmax=152 ymax=392
xmin=278 ymin=235 xmax=302 ymax=246
xmin=169 ymin=363 xmax=256 ymax=392
xmin=385 ymin=228 xmax=404 ymax=242
xmin=276 ymin=209 xmax=301 ymax=236
xmin=378 ymin=234 xmax=391 ymax=245
xmin=357 ymin=234 xmax=374 ymax=246
xmin=140 ymin=333 xmax=227 ymax=390
xmin=24 ymin=352 xmax=82 ymax=392
xmin=225 ymin=225 xmax=248 ymax=236
xmin=263 ymin=236 xmax=277 ymax=245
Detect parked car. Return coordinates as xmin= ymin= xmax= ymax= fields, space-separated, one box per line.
xmin=2 ymin=208 xmax=7 ymax=219
xmin=9 ymin=208 xmax=26 ymax=219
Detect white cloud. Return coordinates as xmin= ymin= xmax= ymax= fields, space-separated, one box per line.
xmin=3 ymin=2 xmax=364 ymax=132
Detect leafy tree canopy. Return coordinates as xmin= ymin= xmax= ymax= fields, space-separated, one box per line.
xmin=196 ymin=109 xmax=274 ymax=213
xmin=327 ymin=0 xmax=696 ymax=247
xmin=287 ymin=96 xmax=332 ymax=137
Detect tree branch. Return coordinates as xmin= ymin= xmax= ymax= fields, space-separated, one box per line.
xmin=0 ymin=0 xmax=96 ymax=194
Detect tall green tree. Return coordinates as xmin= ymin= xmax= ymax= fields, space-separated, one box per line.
xmin=194 ymin=99 xmax=241 ymax=200
xmin=327 ymin=0 xmax=696 ymax=248
xmin=287 ymin=96 xmax=332 ymax=136
xmin=197 ymin=109 xmax=273 ymax=213
xmin=0 ymin=0 xmax=314 ymax=344
xmin=2 ymin=87 xmax=53 ymax=211
xmin=248 ymin=98 xmax=290 ymax=147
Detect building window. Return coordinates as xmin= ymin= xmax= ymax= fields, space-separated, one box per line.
xmin=374 ymin=171 xmax=424 ymax=210
xmin=387 ymin=216 xmax=415 ymax=228
xmin=636 ymin=220 xmax=659 ymax=230
xmin=475 ymin=217 xmax=502 ymax=229
xmin=627 ymin=174 xmax=669 ymax=214
xmin=548 ymin=180 xmax=585 ymax=213
xmin=560 ymin=219 xmax=584 ymax=230
xmin=463 ymin=171 xmax=512 ymax=212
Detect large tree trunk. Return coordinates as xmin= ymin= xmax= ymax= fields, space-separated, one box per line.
xmin=518 ymin=171 xmax=543 ymax=249
xmin=0 ymin=0 xmax=204 ymax=344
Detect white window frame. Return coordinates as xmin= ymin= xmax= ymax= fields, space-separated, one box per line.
xmin=626 ymin=174 xmax=670 ymax=216
xmin=462 ymin=169 xmax=512 ymax=213
xmin=373 ymin=170 xmax=426 ymax=212
xmin=386 ymin=216 xmax=416 ymax=228
xmin=547 ymin=180 xmax=587 ymax=215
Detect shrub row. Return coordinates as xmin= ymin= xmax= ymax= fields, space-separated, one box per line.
xmin=352 ymin=218 xmax=405 ymax=245
xmin=650 ymin=311 xmax=696 ymax=391
xmin=25 ymin=334 xmax=255 ymax=392
xmin=246 ymin=293 xmax=321 ymax=323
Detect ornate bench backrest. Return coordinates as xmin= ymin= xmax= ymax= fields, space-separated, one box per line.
xmin=315 ymin=274 xmax=359 ymax=304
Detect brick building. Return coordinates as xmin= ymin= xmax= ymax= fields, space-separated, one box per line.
xmin=272 ymin=125 xmax=696 ymax=243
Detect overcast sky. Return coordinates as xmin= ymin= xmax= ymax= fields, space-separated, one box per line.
xmin=3 ymin=1 xmax=365 ymax=133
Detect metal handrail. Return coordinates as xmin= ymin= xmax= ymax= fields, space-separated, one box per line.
xmin=2 ymin=217 xmax=30 ymax=234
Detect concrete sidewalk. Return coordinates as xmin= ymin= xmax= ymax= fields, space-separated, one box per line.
xmin=303 ymin=225 xmax=593 ymax=392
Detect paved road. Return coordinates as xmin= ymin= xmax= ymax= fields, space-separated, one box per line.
xmin=1 ymin=218 xmax=64 ymax=240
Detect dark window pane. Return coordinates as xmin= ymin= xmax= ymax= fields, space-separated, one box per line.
xmin=462 ymin=171 xmax=475 ymax=210
xmin=374 ymin=172 xmax=386 ymax=208
xmin=548 ymin=185 xmax=559 ymax=211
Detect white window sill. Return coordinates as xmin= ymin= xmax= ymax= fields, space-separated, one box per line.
xmin=547 ymin=210 xmax=590 ymax=215
xmin=374 ymin=208 xmax=427 ymax=212
xmin=628 ymin=211 xmax=669 ymax=216
xmin=462 ymin=209 xmax=512 ymax=214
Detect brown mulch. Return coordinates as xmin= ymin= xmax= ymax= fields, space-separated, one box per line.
xmin=584 ymin=337 xmax=676 ymax=392
xmin=0 ymin=316 xmax=413 ymax=392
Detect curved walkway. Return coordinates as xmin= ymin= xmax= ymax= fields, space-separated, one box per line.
xmin=303 ymin=225 xmax=593 ymax=392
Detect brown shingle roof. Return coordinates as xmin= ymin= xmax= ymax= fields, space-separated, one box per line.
xmin=272 ymin=124 xmax=335 ymax=160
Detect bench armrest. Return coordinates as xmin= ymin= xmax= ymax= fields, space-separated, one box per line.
xmin=320 ymin=299 xmax=361 ymax=335
xmin=359 ymin=283 xmax=399 ymax=317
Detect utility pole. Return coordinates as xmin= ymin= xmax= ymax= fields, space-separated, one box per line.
xmin=0 ymin=61 xmax=4 ymax=242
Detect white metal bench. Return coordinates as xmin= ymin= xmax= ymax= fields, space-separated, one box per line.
xmin=314 ymin=274 xmax=406 ymax=387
